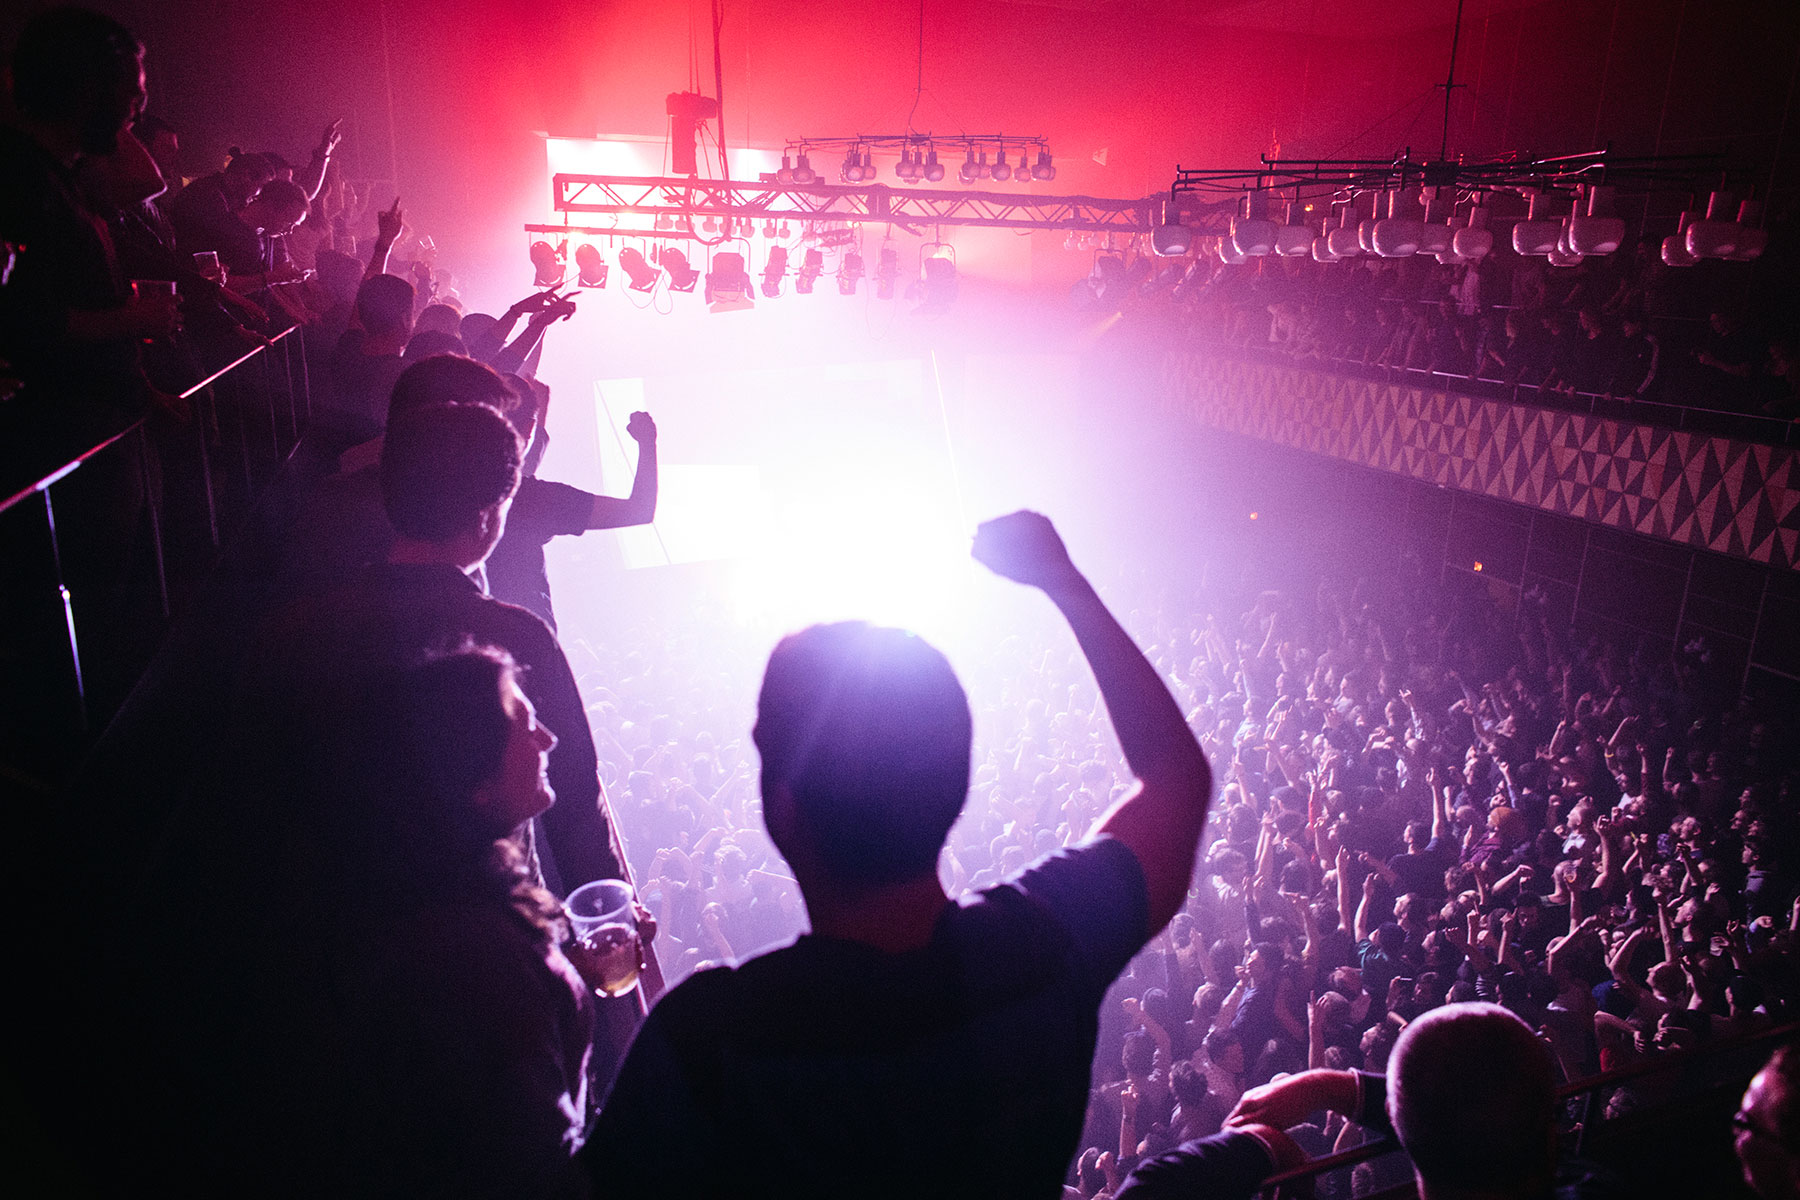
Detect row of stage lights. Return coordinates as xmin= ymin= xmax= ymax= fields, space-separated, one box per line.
xmin=529 ymin=239 xmax=957 ymax=308
xmin=1154 ymin=184 xmax=1767 ymax=268
xmin=772 ymin=138 xmax=1056 ymax=187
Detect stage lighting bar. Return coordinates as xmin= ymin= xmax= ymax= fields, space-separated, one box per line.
xmin=530 ymin=174 xmax=1156 ymax=240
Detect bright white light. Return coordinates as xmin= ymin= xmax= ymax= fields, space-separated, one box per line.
xmin=589 ymin=363 xmax=978 ymax=641
xmin=725 ymin=461 xmax=976 ymax=639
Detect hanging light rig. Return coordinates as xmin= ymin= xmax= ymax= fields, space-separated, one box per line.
xmin=1153 ymin=148 xmax=1761 ymax=270
xmin=773 ymin=134 xmax=1055 ymax=187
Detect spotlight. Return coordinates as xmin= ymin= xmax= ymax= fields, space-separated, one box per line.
xmin=1151 ymin=195 xmax=1190 ymax=256
xmin=990 ymin=151 xmax=1012 ymax=182
xmin=1033 ymin=150 xmax=1055 ymax=181
xmin=895 ymin=150 xmax=915 ymax=183
xmin=859 ymin=148 xmax=875 ymax=181
xmin=839 ymin=251 xmax=863 ymax=295
xmin=795 ymin=248 xmax=824 ymax=293
xmin=763 ymin=219 xmax=778 ymax=239
xmin=923 ymin=148 xmax=945 ymax=182
xmin=574 ymin=243 xmax=608 ymax=288
xmin=791 ymin=153 xmax=816 ymax=185
xmin=529 ymin=239 xmax=565 ymax=288
xmin=654 ymin=213 xmax=674 ymax=231
xmin=841 ymin=148 xmax=861 ymax=182
xmin=702 ymin=214 xmax=719 ymax=233
xmin=915 ymin=246 xmax=957 ymax=314
xmin=706 ymin=251 xmax=755 ymax=309
xmin=662 ymin=248 xmax=700 ymax=291
xmin=1014 ymin=152 xmax=1033 ymax=184
xmin=775 ymin=154 xmax=794 ymax=184
xmin=959 ymin=148 xmax=983 ymax=184
xmin=875 ymin=247 xmax=900 ymax=299
xmin=617 ymin=247 xmax=659 ymax=291
xmin=761 ymin=246 xmax=788 ymax=297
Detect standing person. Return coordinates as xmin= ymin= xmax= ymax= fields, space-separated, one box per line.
xmin=1116 ymin=1002 xmax=1576 ymax=1200
xmin=487 ymin=381 xmax=659 ymax=631
xmin=586 ymin=510 xmax=1215 ymax=1197
xmin=0 ymin=6 xmax=176 ymax=767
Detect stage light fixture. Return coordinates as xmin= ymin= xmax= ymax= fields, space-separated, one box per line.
xmin=775 ymin=154 xmax=794 ymax=184
xmin=763 ymin=219 xmax=778 ymax=239
xmin=923 ymin=149 xmax=945 ymax=182
xmin=795 ymin=248 xmax=824 ymax=293
xmin=617 ymin=247 xmax=659 ymax=291
xmin=915 ymin=246 xmax=957 ymax=314
xmin=662 ymin=248 xmax=700 ymax=291
xmin=1015 ymin=152 xmax=1033 ymax=184
xmin=990 ymin=151 xmax=1012 ymax=182
xmin=574 ymin=243 xmax=608 ymax=288
xmin=1033 ymin=150 xmax=1055 ymax=181
xmin=761 ymin=247 xmax=788 ymax=297
xmin=842 ymin=148 xmax=863 ymax=182
xmin=1151 ymin=196 xmax=1190 ymax=257
xmin=839 ymin=251 xmax=863 ymax=295
xmin=875 ymin=247 xmax=900 ymax=299
xmin=706 ymin=251 xmax=755 ymax=308
xmin=791 ymin=153 xmax=817 ymax=185
xmin=529 ymin=239 xmax=565 ymax=287
xmin=959 ymin=149 xmax=983 ymax=184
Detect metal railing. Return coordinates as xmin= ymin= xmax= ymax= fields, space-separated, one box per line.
xmin=2 ymin=325 xmax=312 ymax=746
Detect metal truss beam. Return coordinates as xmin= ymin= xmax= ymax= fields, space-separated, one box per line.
xmin=535 ymin=173 xmax=1155 ymax=238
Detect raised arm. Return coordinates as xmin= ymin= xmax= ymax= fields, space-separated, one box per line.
xmin=586 ymin=411 xmax=659 ymax=529
xmin=972 ymin=512 xmax=1213 ymax=934
xmin=366 ymin=197 xmax=402 ymax=280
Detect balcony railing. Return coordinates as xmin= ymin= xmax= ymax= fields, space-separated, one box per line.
xmin=2 ymin=325 xmax=312 ymax=755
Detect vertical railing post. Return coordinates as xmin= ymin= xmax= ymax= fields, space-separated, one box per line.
xmin=41 ymin=486 xmax=88 ymax=735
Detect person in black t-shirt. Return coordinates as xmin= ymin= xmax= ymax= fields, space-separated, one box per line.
xmin=487 ymin=378 xmax=658 ymax=631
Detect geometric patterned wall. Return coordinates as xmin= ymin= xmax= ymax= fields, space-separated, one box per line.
xmin=1161 ymin=352 xmax=1800 ymax=571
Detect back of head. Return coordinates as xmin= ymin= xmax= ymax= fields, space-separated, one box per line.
xmin=387 ymin=352 xmax=510 ymax=420
xmin=356 ymin=272 xmax=416 ymax=339
xmin=404 ymin=330 xmax=468 ymax=361
xmin=754 ymin=622 xmax=971 ymax=888
xmin=11 ymin=7 xmax=140 ymax=117
xmin=415 ymin=303 xmax=463 ymax=337
xmin=1742 ymin=1043 xmax=1800 ymax=1200
xmin=380 ymin=402 xmax=520 ymax=543
xmin=252 ymin=176 xmax=308 ymax=228
xmin=11 ymin=7 xmax=142 ymax=153
xmin=1387 ymin=1002 xmax=1555 ymax=1197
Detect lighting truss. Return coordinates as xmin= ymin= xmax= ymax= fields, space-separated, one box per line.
xmin=1169 ymin=148 xmax=1727 ymax=210
xmin=524 ymin=174 xmax=1155 ymax=242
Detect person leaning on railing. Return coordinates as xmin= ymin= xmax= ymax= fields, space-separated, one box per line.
xmin=1116 ymin=1002 xmax=1617 ymax=1200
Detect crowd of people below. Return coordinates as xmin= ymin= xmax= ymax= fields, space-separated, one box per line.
xmin=586 ymin=539 xmax=1800 ymax=1195
xmin=8 ymin=9 xmax=1800 ymax=1200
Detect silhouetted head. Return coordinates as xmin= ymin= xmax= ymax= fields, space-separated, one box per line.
xmin=754 ymin=622 xmax=971 ymax=889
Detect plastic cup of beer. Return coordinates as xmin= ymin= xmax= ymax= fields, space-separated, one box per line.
xmin=565 ymin=879 xmax=642 ymax=997
xmin=191 ymin=251 xmax=223 ymax=283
